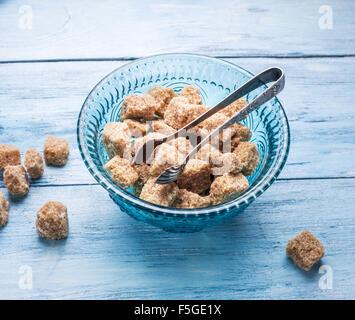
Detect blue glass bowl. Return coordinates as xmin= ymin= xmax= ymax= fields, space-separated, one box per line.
xmin=77 ymin=54 xmax=290 ymax=233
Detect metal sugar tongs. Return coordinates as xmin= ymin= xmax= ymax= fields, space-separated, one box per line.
xmin=133 ymin=67 xmax=285 ymax=184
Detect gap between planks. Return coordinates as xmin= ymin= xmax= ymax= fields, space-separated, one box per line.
xmin=1 ymin=54 xmax=355 ymax=65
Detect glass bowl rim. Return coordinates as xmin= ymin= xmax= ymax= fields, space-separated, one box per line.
xmin=77 ymin=53 xmax=290 ymax=216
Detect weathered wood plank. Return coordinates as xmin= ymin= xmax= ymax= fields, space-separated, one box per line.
xmin=0 ymin=178 xmax=354 ymax=299
xmin=1 ymin=57 xmax=354 ymax=186
xmin=0 ymin=0 xmax=354 ymax=61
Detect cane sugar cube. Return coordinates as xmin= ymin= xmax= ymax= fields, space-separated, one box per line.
xmin=36 ymin=201 xmax=68 ymax=240
xmin=286 ymin=230 xmax=325 ymax=271
xmin=173 ymin=189 xmax=211 ymax=209
xmin=166 ymin=137 xmax=192 ymax=156
xmin=195 ymin=143 xmax=222 ymax=165
xmin=44 ymin=136 xmax=69 ymax=166
xmin=132 ymin=132 xmax=167 ymax=161
xmin=195 ymin=143 xmax=223 ymax=174
xmin=195 ymin=114 xmax=239 ymax=154
xmin=236 ymin=123 xmax=252 ymax=141
xmin=180 ymin=103 xmax=209 ymax=127
xmin=150 ymin=120 xmax=176 ymax=135
xmin=132 ymin=163 xmax=151 ymax=197
xmin=177 ymin=159 xmax=211 ymax=194
xmin=147 ymin=86 xmax=177 ymax=117
xmin=211 ymin=152 xmax=242 ymax=176
xmin=196 ymin=113 xmax=228 ymax=132
xmin=219 ymin=98 xmax=247 ymax=118
xmin=163 ymin=97 xmax=189 ymax=129
xmin=233 ymin=142 xmax=259 ymax=176
xmin=24 ymin=148 xmax=44 ymax=179
xmin=101 ymin=122 xmax=131 ymax=159
xmin=0 ymin=144 xmax=21 ymax=170
xmin=179 ymin=85 xmax=203 ymax=104
xmin=105 ymin=156 xmax=138 ymax=188
xmin=133 ymin=163 xmax=151 ymax=183
xmin=133 ymin=132 xmax=166 ymax=152
xmin=4 ymin=165 xmax=29 ymax=196
xmin=120 ymin=94 xmax=156 ymax=120
xmin=230 ymin=123 xmax=252 ymax=150
xmin=123 ymin=119 xmax=148 ymax=137
xmin=0 ymin=191 xmax=9 ymax=227
xmin=210 ymin=173 xmax=249 ymax=205
xmin=140 ymin=178 xmax=179 ymax=207
xmin=149 ymin=143 xmax=185 ymax=176
xmin=196 ymin=113 xmax=238 ymax=145
xmin=164 ymin=97 xmax=209 ymax=129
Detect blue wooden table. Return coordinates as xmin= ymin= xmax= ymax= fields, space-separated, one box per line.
xmin=0 ymin=0 xmax=354 ymax=299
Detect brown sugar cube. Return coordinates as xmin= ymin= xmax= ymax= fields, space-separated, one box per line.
xmin=196 ymin=144 xmax=215 ymax=165
xmin=233 ymin=142 xmax=259 ymax=176
xmin=178 ymin=102 xmax=209 ymax=128
xmin=196 ymin=113 xmax=228 ymax=132
xmin=173 ymin=189 xmax=211 ymax=209
xmin=0 ymin=191 xmax=10 ymax=227
xmin=286 ymin=230 xmax=325 ymax=271
xmin=147 ymin=86 xmax=177 ymax=117
xmin=177 ymin=159 xmax=211 ymax=194
xmin=140 ymin=177 xmax=178 ymax=207
xmin=164 ymin=97 xmax=209 ymax=129
xmin=195 ymin=114 xmax=238 ymax=153
xmin=105 ymin=156 xmax=138 ymax=188
xmin=230 ymin=123 xmax=252 ymax=151
xmin=196 ymin=113 xmax=238 ymax=145
xmin=132 ymin=132 xmax=167 ymax=161
xmin=4 ymin=165 xmax=29 ymax=196
xmin=44 ymin=136 xmax=69 ymax=166
xmin=149 ymin=143 xmax=185 ymax=176
xmin=211 ymin=152 xmax=242 ymax=176
xmin=195 ymin=143 xmax=222 ymax=165
xmin=163 ymin=97 xmax=189 ymax=129
xmin=210 ymin=173 xmax=249 ymax=205
xmin=133 ymin=132 xmax=166 ymax=151
xmin=133 ymin=163 xmax=151 ymax=183
xmin=36 ymin=201 xmax=68 ymax=240
xmin=236 ymin=123 xmax=252 ymax=141
xmin=150 ymin=120 xmax=176 ymax=135
xmin=180 ymin=85 xmax=203 ymax=104
xmin=166 ymin=137 xmax=192 ymax=156
xmin=101 ymin=122 xmax=131 ymax=159
xmin=123 ymin=119 xmax=148 ymax=137
xmin=24 ymin=148 xmax=44 ymax=179
xmin=132 ymin=163 xmax=151 ymax=196
xmin=120 ymin=94 xmax=156 ymax=121
xmin=196 ymin=112 xmax=228 ymax=133
xmin=0 ymin=144 xmax=21 ymax=170
xmin=219 ymin=98 xmax=247 ymax=118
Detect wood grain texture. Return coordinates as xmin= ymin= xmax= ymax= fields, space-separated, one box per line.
xmin=1 ymin=0 xmax=354 ymax=300
xmin=1 ymin=57 xmax=354 ymax=187
xmin=0 ymin=178 xmax=354 ymax=299
xmin=0 ymin=0 xmax=354 ymax=61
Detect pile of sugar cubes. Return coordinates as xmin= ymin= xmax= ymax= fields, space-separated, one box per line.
xmin=0 ymin=136 xmax=69 ymax=240
xmin=102 ymin=85 xmax=259 ymax=209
